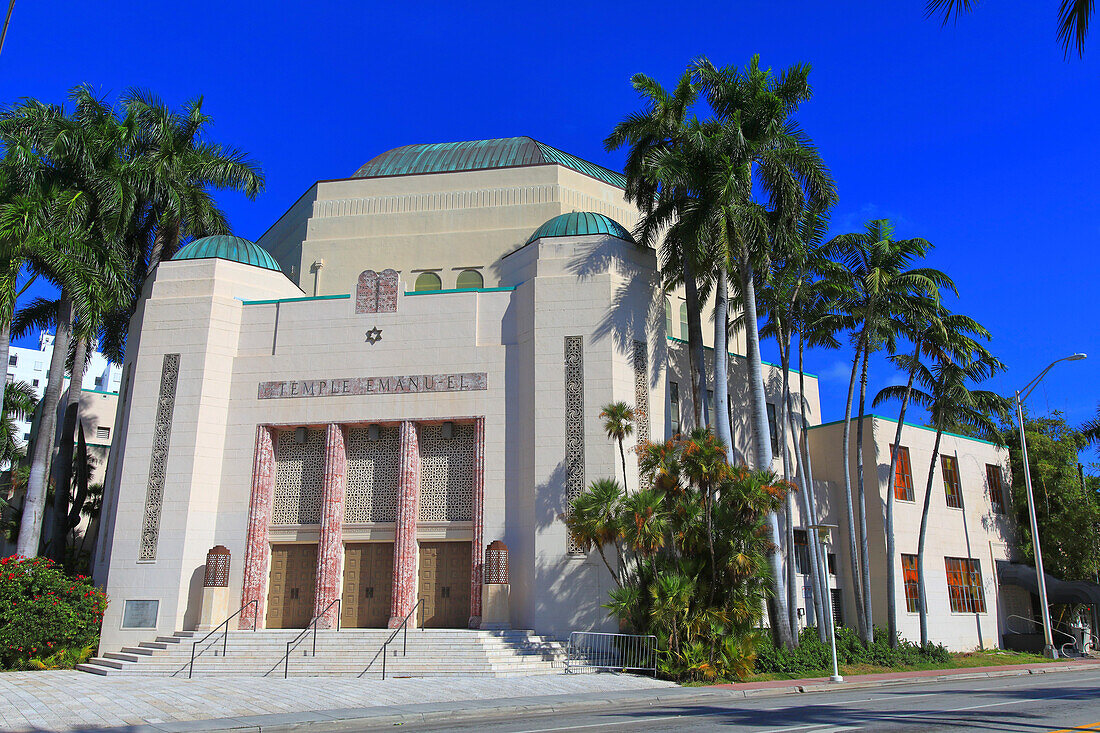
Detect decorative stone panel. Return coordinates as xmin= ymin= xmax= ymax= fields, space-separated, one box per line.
xmin=272 ymin=428 xmax=325 ymax=525
xmin=633 ymin=340 xmax=650 ymax=456
xmin=418 ymin=422 xmax=475 ymax=522
xmin=356 ymin=269 xmax=399 ymax=314
xmin=138 ymin=353 xmax=180 ymax=561
xmin=564 ymin=337 xmax=585 ymax=554
xmin=240 ymin=427 xmax=275 ymax=629
xmin=345 ymin=426 xmax=400 ymax=523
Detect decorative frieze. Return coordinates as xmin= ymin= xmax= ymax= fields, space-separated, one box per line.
xmin=272 ymin=429 xmax=325 ymax=525
xmin=138 ymin=353 xmax=180 ymax=561
xmin=258 ymin=372 xmax=487 ymax=399
xmin=345 ymin=426 xmax=400 ymax=523
xmin=564 ymin=337 xmax=585 ymax=554
xmin=418 ymin=423 xmax=475 ymax=522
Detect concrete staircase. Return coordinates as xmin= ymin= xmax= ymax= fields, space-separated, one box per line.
xmin=77 ymin=628 xmax=567 ymax=678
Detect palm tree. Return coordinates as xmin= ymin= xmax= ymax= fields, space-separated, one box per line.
xmin=0 ymin=379 xmax=35 ymax=464
xmin=829 ymin=219 xmax=948 ymax=643
xmin=690 ymin=55 xmax=837 ymax=648
xmin=927 ymin=0 xmax=1093 ymax=57
xmin=872 ymin=306 xmax=990 ymax=645
xmin=600 ymin=402 xmax=635 ymax=490
xmin=605 ymin=71 xmax=711 ymax=429
xmin=880 ymin=352 xmax=1008 ymax=646
xmin=567 ymin=477 xmax=626 ymax=586
xmin=123 ymin=90 xmax=264 ymax=270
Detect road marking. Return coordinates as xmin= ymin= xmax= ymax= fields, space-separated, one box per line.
xmin=515 ymin=714 xmax=686 ymax=732
xmin=1045 ymin=722 xmax=1100 ymax=733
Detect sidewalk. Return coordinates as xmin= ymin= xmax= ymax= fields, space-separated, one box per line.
xmin=1 ymin=658 xmax=1097 ymax=733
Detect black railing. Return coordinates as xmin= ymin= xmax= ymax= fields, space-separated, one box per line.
xmin=360 ymin=598 xmax=424 ymax=680
xmin=187 ymin=599 xmax=257 ymax=679
xmin=282 ymin=598 xmax=342 ymax=678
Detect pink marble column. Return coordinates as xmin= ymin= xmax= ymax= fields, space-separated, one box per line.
xmin=313 ymin=423 xmax=347 ymax=629
xmin=468 ymin=417 xmax=485 ymax=628
xmin=240 ymin=426 xmax=275 ymax=629
xmin=389 ymin=421 xmax=421 ymax=628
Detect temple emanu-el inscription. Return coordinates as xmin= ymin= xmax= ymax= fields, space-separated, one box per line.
xmin=257 ymin=372 xmax=488 ymax=399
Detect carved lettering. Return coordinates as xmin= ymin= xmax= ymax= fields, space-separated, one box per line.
xmin=257 ymin=372 xmax=488 ymax=399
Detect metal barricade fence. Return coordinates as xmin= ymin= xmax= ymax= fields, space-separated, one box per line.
xmin=566 ymin=631 xmax=657 ymax=674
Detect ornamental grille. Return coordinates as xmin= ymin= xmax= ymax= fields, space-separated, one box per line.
xmin=345 ymin=426 xmax=400 ymax=523
xmin=204 ymin=546 xmax=231 ymax=587
xmin=418 ymin=422 xmax=475 ymax=521
xmin=632 ymin=340 xmax=649 ymax=454
xmin=565 ymin=336 xmax=585 ymax=554
xmin=139 ymin=353 xmax=180 ymax=561
xmin=271 ymin=429 xmax=325 ymax=525
xmin=485 ymin=540 xmax=509 ymax=584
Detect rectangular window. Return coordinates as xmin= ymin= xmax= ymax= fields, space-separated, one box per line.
xmin=34 ymin=361 xmax=42 ymax=370
xmin=95 ymin=426 xmax=110 ymax=441
xmin=7 ymin=355 xmax=15 ymax=366
xmin=679 ymin=303 xmax=688 ymax=340
xmin=891 ymin=445 xmax=915 ymax=501
xmin=945 ymin=557 xmax=986 ymax=613
xmin=94 ymin=377 xmax=103 ymax=388
xmin=987 ymin=464 xmax=1006 ymax=514
xmin=766 ymin=403 xmax=779 ymax=455
xmin=830 ymin=588 xmax=844 ymax=627
xmin=793 ymin=529 xmax=810 ymax=575
xmin=31 ymin=379 xmax=38 ymax=387
xmin=827 ymin=552 xmax=837 ymax=575
xmin=942 ymin=455 xmax=963 ymax=508
xmin=669 ymin=382 xmax=680 ymax=435
xmin=902 ymin=554 xmax=920 ymax=613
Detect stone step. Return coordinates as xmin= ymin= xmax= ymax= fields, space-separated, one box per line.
xmin=120 ymin=646 xmax=156 ymax=656
xmin=103 ymin=652 xmax=143 ymax=663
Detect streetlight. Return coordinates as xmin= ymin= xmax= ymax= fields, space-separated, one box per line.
xmin=808 ymin=523 xmax=842 ymax=683
xmin=1015 ymin=353 xmax=1086 ymax=659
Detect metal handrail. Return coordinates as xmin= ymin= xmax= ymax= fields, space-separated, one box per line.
xmin=1005 ymin=614 xmax=1080 ymax=656
xmin=187 ymin=599 xmax=257 ymax=679
xmin=282 ymin=598 xmax=342 ymax=678
xmin=359 ymin=597 xmax=425 ymax=679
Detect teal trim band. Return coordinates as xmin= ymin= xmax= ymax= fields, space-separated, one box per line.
xmin=806 ymin=414 xmax=1003 ymax=447
xmin=405 ymin=286 xmax=516 ymax=295
xmin=80 ymin=388 xmax=119 ymax=396
xmin=241 ymin=294 xmax=351 ymax=305
xmin=665 ymin=336 xmax=816 ymax=377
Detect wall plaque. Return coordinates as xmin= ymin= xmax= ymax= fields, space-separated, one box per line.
xmin=258 ymin=372 xmax=487 ymax=399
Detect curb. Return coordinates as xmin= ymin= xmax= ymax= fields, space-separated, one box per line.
xmin=101 ymin=661 xmax=1100 ymax=733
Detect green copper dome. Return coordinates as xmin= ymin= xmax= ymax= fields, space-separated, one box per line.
xmin=172 ymin=235 xmax=282 ymax=272
xmin=525 ymin=212 xmax=637 ymax=245
xmin=353 ymin=137 xmax=627 ymax=190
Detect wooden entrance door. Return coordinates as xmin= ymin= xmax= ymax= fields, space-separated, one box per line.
xmin=266 ymin=544 xmax=317 ymax=629
xmin=341 ymin=543 xmax=394 ymax=628
xmin=417 ymin=541 xmax=471 ymax=628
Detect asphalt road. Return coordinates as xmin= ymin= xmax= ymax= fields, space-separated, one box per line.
xmin=378 ymin=667 xmax=1100 ymax=733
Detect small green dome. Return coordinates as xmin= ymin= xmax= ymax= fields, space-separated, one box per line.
xmin=525 ymin=212 xmax=636 ymax=246
xmin=172 ymin=235 xmax=282 ymax=272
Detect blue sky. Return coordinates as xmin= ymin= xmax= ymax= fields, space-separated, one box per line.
xmin=3 ymin=0 xmax=1098 ymax=433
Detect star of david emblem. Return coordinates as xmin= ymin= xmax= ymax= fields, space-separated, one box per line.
xmin=365 ymin=327 xmax=383 ymax=345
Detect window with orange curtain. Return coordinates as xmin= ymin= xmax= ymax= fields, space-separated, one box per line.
xmin=891 ymin=445 xmax=915 ymax=501
xmin=941 ymin=455 xmax=963 ymax=509
xmin=902 ymin=554 xmax=920 ymax=613
xmin=945 ymin=557 xmax=986 ymax=613
xmin=987 ymin=464 xmax=1006 ymax=514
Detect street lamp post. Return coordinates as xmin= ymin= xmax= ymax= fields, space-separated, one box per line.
xmin=1014 ymin=353 xmax=1086 ymax=659
xmin=809 ymin=523 xmax=842 ymax=683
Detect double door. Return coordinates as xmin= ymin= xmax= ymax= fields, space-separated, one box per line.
xmin=266 ymin=544 xmax=317 ymax=629
xmin=417 ymin=541 xmax=471 ymax=628
xmin=341 ymin=542 xmax=394 ymax=628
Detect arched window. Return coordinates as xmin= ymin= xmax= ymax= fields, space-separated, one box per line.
xmin=664 ymin=299 xmax=673 ymax=336
xmin=679 ymin=303 xmax=688 ymax=339
xmin=414 ymin=272 xmax=442 ymax=292
xmin=455 ymin=269 xmax=484 ymax=289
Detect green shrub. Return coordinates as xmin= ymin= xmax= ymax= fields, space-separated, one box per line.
xmin=753 ymin=626 xmax=950 ymax=675
xmin=0 ymin=555 xmax=107 ymax=669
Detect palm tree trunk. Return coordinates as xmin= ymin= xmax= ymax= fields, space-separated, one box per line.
xmin=50 ymin=336 xmax=88 ymax=562
xmin=147 ymin=220 xmax=179 ymax=272
xmin=884 ymin=345 xmax=919 ymax=648
xmin=15 ymin=293 xmax=73 ymax=557
xmin=682 ymin=256 xmax=709 ymax=429
xmin=796 ymin=334 xmax=827 ymax=638
xmin=917 ymin=428 xmax=944 ymax=647
xmin=712 ymin=267 xmax=734 ymax=462
xmin=855 ymin=345 xmax=874 ymax=644
xmin=739 ymin=258 xmax=793 ymax=649
xmin=779 ymin=335 xmax=799 ymax=642
xmin=618 ymin=438 xmax=628 ymax=492
xmin=841 ymin=335 xmax=868 ymax=641
xmin=0 ymin=320 xmax=10 ymax=429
